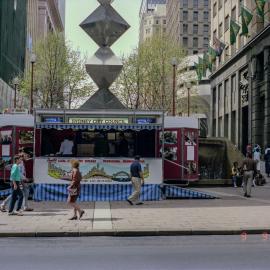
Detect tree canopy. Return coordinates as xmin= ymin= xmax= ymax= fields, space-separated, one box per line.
xmin=20 ymin=32 xmax=94 ymax=109
xmin=111 ymin=33 xmax=186 ymax=113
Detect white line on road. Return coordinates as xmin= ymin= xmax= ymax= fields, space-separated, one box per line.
xmin=93 ymin=202 xmax=112 ymax=230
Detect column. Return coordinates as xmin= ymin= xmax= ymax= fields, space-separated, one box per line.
xmin=264 ymin=47 xmax=270 ymax=148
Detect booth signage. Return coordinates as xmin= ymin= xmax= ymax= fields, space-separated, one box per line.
xmin=43 ymin=117 xmax=63 ymax=123
xmin=34 ymin=158 xmax=163 ymax=184
xmin=68 ymin=118 xmax=129 ymax=124
xmin=136 ymin=118 xmax=156 ymax=124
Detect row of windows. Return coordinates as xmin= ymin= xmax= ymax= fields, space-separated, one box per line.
xmin=182 ymin=37 xmax=209 ymax=48
xmin=182 ymin=10 xmax=209 ymax=21
xmin=144 ymin=18 xmax=166 ymax=25
xmin=183 ymin=0 xmax=209 ymax=8
xmin=183 ymin=24 xmax=209 ymax=34
xmin=213 ymin=6 xmax=236 ymax=39
xmin=213 ymin=0 xmax=238 ymax=18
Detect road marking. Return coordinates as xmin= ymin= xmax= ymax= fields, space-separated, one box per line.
xmin=93 ymin=202 xmax=112 ymax=230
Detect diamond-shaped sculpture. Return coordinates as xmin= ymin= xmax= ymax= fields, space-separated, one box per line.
xmin=98 ymin=0 xmax=114 ymax=5
xmin=86 ymin=47 xmax=122 ymax=89
xmin=79 ymin=0 xmax=130 ymax=109
xmin=80 ymin=4 xmax=130 ymax=47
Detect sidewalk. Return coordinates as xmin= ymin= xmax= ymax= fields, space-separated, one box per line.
xmin=1 ymin=185 xmax=270 ymax=237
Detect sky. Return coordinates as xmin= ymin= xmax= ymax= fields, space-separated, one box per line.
xmin=65 ymin=0 xmax=142 ymax=58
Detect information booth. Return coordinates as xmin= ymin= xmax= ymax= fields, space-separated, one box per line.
xmin=33 ymin=109 xmax=165 ymax=200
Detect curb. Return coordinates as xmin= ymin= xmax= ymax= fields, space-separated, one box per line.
xmin=0 ymin=229 xmax=269 ymax=238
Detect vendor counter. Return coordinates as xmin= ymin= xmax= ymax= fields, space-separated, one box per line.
xmin=34 ymin=157 xmax=163 ymax=184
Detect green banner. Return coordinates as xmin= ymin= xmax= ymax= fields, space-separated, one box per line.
xmin=255 ymin=0 xmax=266 ymax=19
xmin=208 ymin=47 xmax=217 ymax=63
xmin=230 ymin=19 xmax=241 ymax=45
xmin=241 ymin=6 xmax=253 ymax=36
xmin=198 ymin=57 xmax=206 ymax=77
xmin=203 ymin=52 xmax=212 ymax=73
xmin=194 ymin=62 xmax=202 ymax=81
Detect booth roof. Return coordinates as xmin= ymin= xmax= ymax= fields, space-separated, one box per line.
xmin=80 ymin=88 xmax=126 ymax=110
xmin=0 ymin=114 xmax=34 ymax=127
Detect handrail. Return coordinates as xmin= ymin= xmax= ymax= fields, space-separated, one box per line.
xmin=164 ymin=158 xmax=190 ymax=187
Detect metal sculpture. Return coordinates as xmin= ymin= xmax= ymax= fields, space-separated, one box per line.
xmin=80 ymin=0 xmax=130 ymax=95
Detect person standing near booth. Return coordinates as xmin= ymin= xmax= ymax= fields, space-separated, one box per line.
xmin=8 ymin=156 xmax=24 ymax=216
xmin=58 ymin=136 xmax=74 ymax=157
xmin=127 ymin=156 xmax=144 ymax=205
xmin=67 ymin=160 xmax=85 ymax=220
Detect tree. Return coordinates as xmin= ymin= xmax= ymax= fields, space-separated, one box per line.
xmin=111 ymin=33 xmax=186 ymax=112
xmin=20 ymin=32 xmax=94 ymax=109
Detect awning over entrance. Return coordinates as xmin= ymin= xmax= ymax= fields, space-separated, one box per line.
xmin=35 ymin=123 xmax=162 ymax=130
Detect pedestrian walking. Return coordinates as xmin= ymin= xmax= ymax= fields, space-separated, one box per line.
xmin=67 ymin=160 xmax=84 ymax=220
xmin=19 ymin=153 xmax=34 ymax=211
xmin=265 ymin=149 xmax=270 ymax=177
xmin=231 ymin=161 xmax=241 ymax=188
xmin=240 ymin=153 xmax=257 ymax=198
xmin=127 ymin=155 xmax=145 ymax=205
xmin=0 ymin=154 xmax=33 ymax=212
xmin=8 ymin=156 xmax=24 ymax=215
xmin=253 ymin=147 xmax=261 ymax=186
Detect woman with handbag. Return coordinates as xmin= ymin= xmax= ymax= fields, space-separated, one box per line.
xmin=67 ymin=160 xmax=85 ymax=220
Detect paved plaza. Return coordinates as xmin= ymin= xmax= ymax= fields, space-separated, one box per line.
xmin=1 ymin=183 xmax=270 ymax=237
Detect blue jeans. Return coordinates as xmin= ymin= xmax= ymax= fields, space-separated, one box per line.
xmin=9 ymin=187 xmax=24 ymax=213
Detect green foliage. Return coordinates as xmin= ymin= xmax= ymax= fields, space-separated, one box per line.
xmin=19 ymin=32 xmax=94 ymax=109
xmin=111 ymin=34 xmax=186 ymax=112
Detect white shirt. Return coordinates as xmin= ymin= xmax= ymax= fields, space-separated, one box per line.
xmin=253 ymin=151 xmax=261 ymax=161
xmin=59 ymin=140 xmax=74 ymax=155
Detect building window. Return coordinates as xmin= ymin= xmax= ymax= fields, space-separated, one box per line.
xmin=193 ymin=0 xmax=198 ymax=8
xmin=193 ymin=11 xmax=198 ymax=21
xmin=193 ymin=37 xmax=198 ymax=47
xmin=204 ymin=37 xmax=209 ymax=48
xmin=183 ymin=24 xmax=188 ymax=34
xmin=218 ymin=22 xmax=223 ymax=38
xmin=183 ymin=10 xmax=188 ymax=21
xmin=183 ymin=0 xmax=188 ymax=8
xmin=183 ymin=37 xmax=188 ymax=47
xmin=204 ymin=11 xmax=209 ymax=21
xmin=193 ymin=24 xmax=198 ymax=34
xmin=231 ymin=6 xmax=236 ymax=21
xmin=163 ymin=19 xmax=166 ymax=24
xmin=213 ymin=2 xmax=217 ymax=17
xmin=156 ymin=20 xmax=159 ymax=24
xmin=225 ymin=15 xmax=229 ymax=32
xmin=204 ymin=0 xmax=208 ymax=7
xmin=193 ymin=50 xmax=198 ymax=54
xmin=218 ymin=0 xmax=222 ymax=10
xmin=204 ymin=24 xmax=209 ymax=33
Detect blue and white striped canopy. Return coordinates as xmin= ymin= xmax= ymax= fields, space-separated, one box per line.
xmin=35 ymin=123 xmax=162 ymax=131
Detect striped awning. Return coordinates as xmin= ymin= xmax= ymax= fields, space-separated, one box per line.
xmin=35 ymin=123 xmax=162 ymax=130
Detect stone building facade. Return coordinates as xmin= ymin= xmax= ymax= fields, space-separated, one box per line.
xmin=166 ymin=0 xmax=211 ymax=55
xmin=139 ymin=0 xmax=167 ymax=43
xmin=210 ymin=0 xmax=270 ymax=153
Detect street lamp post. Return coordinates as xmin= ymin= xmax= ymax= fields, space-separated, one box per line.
xmin=186 ymin=82 xmax=191 ymax=116
xmin=171 ymin=57 xmax=178 ymax=116
xmin=186 ymin=82 xmax=192 ymax=117
xmin=13 ymin=77 xmax=19 ymax=109
xmin=30 ymin=53 xmax=36 ymax=114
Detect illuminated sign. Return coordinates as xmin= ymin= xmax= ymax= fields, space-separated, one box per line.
xmin=68 ymin=118 xmax=129 ymax=124
xmin=136 ymin=118 xmax=156 ymax=124
xmin=43 ymin=117 xmax=63 ymax=123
